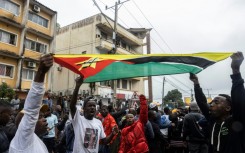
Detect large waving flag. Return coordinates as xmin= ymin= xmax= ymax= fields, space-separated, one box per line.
xmin=54 ymin=52 xmax=233 ymax=83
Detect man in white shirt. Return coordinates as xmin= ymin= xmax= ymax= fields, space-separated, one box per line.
xmin=9 ymin=54 xmax=54 ymax=153
xmin=70 ymin=76 xmax=118 ymax=153
xmin=43 ymin=108 xmax=58 ymax=153
xmin=10 ymin=95 xmax=20 ymax=110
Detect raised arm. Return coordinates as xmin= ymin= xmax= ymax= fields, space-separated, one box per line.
xmin=139 ymin=95 xmax=148 ymax=125
xmin=190 ymin=73 xmax=210 ymax=120
xmin=230 ymin=52 xmax=245 ymax=122
xmin=70 ymin=76 xmax=83 ymax=119
xmin=10 ymin=54 xmax=53 ymax=151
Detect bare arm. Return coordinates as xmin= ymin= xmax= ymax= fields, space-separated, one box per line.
xmin=101 ymin=125 xmax=119 ymax=144
xmin=70 ymin=76 xmax=84 ymax=118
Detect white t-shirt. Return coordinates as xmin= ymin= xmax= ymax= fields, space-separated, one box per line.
xmin=9 ymin=82 xmax=48 ymax=153
xmin=10 ymin=99 xmax=20 ymax=110
xmin=43 ymin=114 xmax=58 ymax=138
xmin=72 ymin=109 xmax=106 ymax=153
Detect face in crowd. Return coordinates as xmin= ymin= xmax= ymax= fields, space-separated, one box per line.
xmin=100 ymin=105 xmax=109 ymax=118
xmin=44 ymin=108 xmax=52 ymax=117
xmin=83 ymin=100 xmax=96 ymax=120
xmin=209 ymin=94 xmax=231 ymax=120
xmin=15 ymin=111 xmax=48 ymax=137
xmin=126 ymin=114 xmax=135 ymax=126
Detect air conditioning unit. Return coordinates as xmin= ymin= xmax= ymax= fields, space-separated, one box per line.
xmin=33 ymin=5 xmax=40 ymax=13
xmin=96 ymin=34 xmax=101 ymax=38
xmin=27 ymin=62 xmax=36 ymax=68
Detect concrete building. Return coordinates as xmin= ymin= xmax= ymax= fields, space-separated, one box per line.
xmin=54 ymin=13 xmax=149 ymax=101
xmin=0 ymin=0 xmax=57 ymax=98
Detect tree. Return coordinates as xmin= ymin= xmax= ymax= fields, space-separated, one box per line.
xmin=0 ymin=82 xmax=15 ymax=102
xmin=163 ymin=89 xmax=184 ymax=108
xmin=56 ymin=23 xmax=61 ymax=32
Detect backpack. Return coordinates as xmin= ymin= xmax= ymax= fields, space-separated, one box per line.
xmin=0 ymin=127 xmax=10 ymax=152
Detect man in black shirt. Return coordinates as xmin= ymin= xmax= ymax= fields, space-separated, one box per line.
xmin=189 ymin=52 xmax=245 ymax=153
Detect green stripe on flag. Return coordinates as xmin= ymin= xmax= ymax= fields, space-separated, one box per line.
xmin=84 ymin=62 xmax=203 ymax=83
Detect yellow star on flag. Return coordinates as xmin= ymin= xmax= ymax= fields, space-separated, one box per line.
xmin=76 ymin=57 xmax=103 ymax=70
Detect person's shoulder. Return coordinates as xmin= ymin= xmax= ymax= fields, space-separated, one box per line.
xmin=93 ymin=117 xmax=103 ymax=124
xmin=51 ymin=113 xmax=58 ymax=119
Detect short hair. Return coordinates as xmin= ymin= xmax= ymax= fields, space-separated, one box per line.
xmin=164 ymin=107 xmax=170 ymax=114
xmin=218 ymin=94 xmax=232 ymax=106
xmin=83 ymin=96 xmax=95 ymax=108
xmin=101 ymin=105 xmax=108 ymax=110
xmin=148 ymin=110 xmax=156 ymax=119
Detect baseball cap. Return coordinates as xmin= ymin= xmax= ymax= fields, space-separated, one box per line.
xmin=149 ymin=102 xmax=157 ymax=109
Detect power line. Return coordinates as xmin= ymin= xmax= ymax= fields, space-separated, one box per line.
xmin=167 ymin=75 xmax=192 ymax=90
xmin=122 ymin=4 xmax=166 ymax=52
xmin=122 ymin=1 xmax=192 ymax=90
xmin=92 ymin=0 xmax=114 ymax=30
xmin=131 ymin=0 xmax=174 ymax=53
xmin=165 ymin=77 xmax=191 ymax=95
xmin=97 ymin=0 xmax=130 ymax=28
xmin=153 ymin=77 xmax=191 ymax=95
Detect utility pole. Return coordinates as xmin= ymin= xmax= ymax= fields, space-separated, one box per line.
xmin=146 ymin=31 xmax=153 ymax=102
xmin=161 ymin=77 xmax=165 ymax=110
xmin=204 ymin=88 xmax=212 ymax=98
xmin=191 ymin=89 xmax=194 ymax=102
xmin=106 ymin=0 xmax=129 ymax=106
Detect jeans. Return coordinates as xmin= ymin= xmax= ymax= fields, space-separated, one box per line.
xmin=188 ymin=142 xmax=208 ymax=153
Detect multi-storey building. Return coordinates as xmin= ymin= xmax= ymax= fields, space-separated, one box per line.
xmin=53 ymin=13 xmax=149 ymax=101
xmin=0 ymin=0 xmax=57 ymax=98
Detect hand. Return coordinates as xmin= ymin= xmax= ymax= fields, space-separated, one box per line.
xmin=189 ymin=73 xmax=199 ymax=84
xmin=75 ymin=75 xmax=84 ymax=86
xmin=38 ymin=54 xmax=53 ymax=74
xmin=171 ymin=123 xmax=176 ymax=127
xmin=63 ymin=114 xmax=69 ymax=121
xmin=112 ymin=125 xmax=119 ymax=135
xmin=35 ymin=118 xmax=48 ymax=136
xmin=231 ymin=51 xmax=244 ymax=74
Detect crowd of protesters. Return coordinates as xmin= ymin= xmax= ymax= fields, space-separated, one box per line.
xmin=0 ymin=52 xmax=244 ymax=153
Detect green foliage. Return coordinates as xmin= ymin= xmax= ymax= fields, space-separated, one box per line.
xmin=56 ymin=23 xmax=61 ymax=31
xmin=0 ymin=82 xmax=15 ymax=102
xmin=163 ymin=89 xmax=184 ymax=108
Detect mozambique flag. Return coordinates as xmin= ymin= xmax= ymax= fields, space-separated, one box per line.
xmin=53 ymin=52 xmax=233 ymax=83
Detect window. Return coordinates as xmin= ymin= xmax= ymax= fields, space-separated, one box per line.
xmin=129 ymin=80 xmax=132 ymax=90
xmin=0 ymin=0 xmax=20 ymax=15
xmin=0 ymin=64 xmax=14 ymax=78
xmin=101 ymin=32 xmax=107 ymax=40
xmin=100 ymin=81 xmax=110 ymax=86
xmin=82 ymin=51 xmax=86 ymax=54
xmin=122 ymin=80 xmax=127 ymax=89
xmin=28 ymin=12 xmax=48 ymax=28
xmin=121 ymin=41 xmax=126 ymax=49
xmin=25 ymin=39 xmax=47 ymax=53
xmin=22 ymin=69 xmax=36 ymax=80
xmin=0 ymin=30 xmax=17 ymax=45
xmin=117 ymin=80 xmax=120 ymax=88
